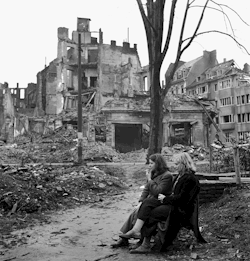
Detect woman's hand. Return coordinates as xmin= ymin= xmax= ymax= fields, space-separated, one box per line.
xmin=145 ymin=169 xmax=151 ymax=181
xmin=158 ymin=193 xmax=166 ymax=203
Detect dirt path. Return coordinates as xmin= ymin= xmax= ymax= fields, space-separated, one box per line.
xmin=3 ymin=164 xmax=169 ymax=261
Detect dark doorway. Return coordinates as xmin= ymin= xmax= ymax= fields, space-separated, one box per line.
xmin=115 ymin=124 xmax=142 ymax=153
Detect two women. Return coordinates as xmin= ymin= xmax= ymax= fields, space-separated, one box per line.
xmin=121 ymin=152 xmax=202 ymax=253
xmin=111 ymin=153 xmax=173 ymax=248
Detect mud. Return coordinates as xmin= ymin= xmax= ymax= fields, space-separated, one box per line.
xmin=2 ymin=164 xmax=164 ymax=261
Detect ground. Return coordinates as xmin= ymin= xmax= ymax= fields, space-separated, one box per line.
xmin=0 ymin=161 xmax=250 ymax=261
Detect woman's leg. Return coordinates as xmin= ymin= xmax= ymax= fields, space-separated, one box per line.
xmin=120 ymin=207 xmax=139 ymax=233
xmin=111 ymin=207 xmax=139 ymax=248
xmin=120 ymin=198 xmax=162 ymax=239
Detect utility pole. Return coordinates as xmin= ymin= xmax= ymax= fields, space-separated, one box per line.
xmin=77 ymin=33 xmax=83 ymax=164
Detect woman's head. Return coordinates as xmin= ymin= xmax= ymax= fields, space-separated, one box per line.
xmin=177 ymin=152 xmax=196 ymax=175
xmin=149 ymin=153 xmax=169 ymax=174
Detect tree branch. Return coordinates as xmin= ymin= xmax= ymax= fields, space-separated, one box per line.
xmin=211 ymin=0 xmax=249 ymax=26
xmin=137 ymin=0 xmax=158 ymax=35
xmin=162 ymin=0 xmax=190 ymax=97
xmin=161 ymin=0 xmax=178 ymax=62
xmin=181 ymin=0 xmax=209 ymax=56
xmin=190 ymin=5 xmax=236 ymax=39
xmin=184 ymin=30 xmax=250 ymax=55
xmin=136 ymin=0 xmax=153 ymax=61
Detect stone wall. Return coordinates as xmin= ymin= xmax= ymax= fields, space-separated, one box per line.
xmin=199 ymin=180 xmax=236 ymax=205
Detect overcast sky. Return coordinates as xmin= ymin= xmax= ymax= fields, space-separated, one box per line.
xmin=0 ymin=0 xmax=250 ymax=87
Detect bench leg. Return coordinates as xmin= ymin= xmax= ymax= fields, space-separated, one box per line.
xmin=190 ymin=203 xmax=207 ymax=244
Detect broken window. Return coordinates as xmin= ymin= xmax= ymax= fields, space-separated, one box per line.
xmin=221 ymin=115 xmax=234 ymax=123
xmin=237 ymin=96 xmax=241 ymax=105
xmin=238 ymin=114 xmax=242 ymax=123
xmin=242 ymin=95 xmax=245 ymax=104
xmin=49 ymin=72 xmax=57 ymax=80
xmin=197 ymin=85 xmax=207 ymax=94
xmin=246 ymin=94 xmax=250 ymax=103
xmin=90 ymin=77 xmax=97 ymax=87
xmin=88 ymin=49 xmax=98 ymax=63
xmin=66 ymin=70 xmax=73 ymax=89
xmin=225 ymin=132 xmax=231 ymax=142
xmin=95 ymin=126 xmax=106 ymax=142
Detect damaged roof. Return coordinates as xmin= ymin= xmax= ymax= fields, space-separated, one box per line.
xmin=101 ymin=93 xmax=217 ymax=113
xmin=165 ymin=93 xmax=217 ymax=113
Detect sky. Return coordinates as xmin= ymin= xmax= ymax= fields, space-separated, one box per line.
xmin=0 ymin=0 xmax=250 ymax=88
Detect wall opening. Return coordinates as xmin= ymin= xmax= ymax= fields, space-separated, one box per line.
xmin=169 ymin=122 xmax=191 ymax=146
xmin=90 ymin=76 xmax=97 ymax=88
xmin=115 ymin=123 xmax=142 ymax=153
xmin=143 ymin=76 xmax=148 ymax=91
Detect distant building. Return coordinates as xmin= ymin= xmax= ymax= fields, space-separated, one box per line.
xmin=164 ymin=50 xmax=218 ymax=147
xmin=187 ymin=58 xmax=250 ymax=144
xmin=166 ymin=50 xmax=218 ymax=95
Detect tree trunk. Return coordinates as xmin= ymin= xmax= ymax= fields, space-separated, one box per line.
xmin=147 ymin=63 xmax=163 ymax=160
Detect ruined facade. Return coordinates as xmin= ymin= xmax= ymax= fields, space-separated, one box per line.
xmin=101 ymin=94 xmax=215 ymax=152
xmin=36 ymin=18 xmax=144 ymax=116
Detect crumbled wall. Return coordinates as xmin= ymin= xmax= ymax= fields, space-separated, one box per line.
xmin=98 ymin=44 xmax=142 ymax=97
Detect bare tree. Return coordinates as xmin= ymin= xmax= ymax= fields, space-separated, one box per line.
xmin=136 ymin=0 xmax=249 ymax=160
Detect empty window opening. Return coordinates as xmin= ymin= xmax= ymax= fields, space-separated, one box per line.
xmin=143 ymin=76 xmax=148 ymax=91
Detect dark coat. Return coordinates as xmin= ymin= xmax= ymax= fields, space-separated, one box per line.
xmin=163 ymin=170 xmax=200 ymax=218
xmin=139 ymin=171 xmax=173 ymax=203
xmin=141 ymin=170 xmax=200 ymax=243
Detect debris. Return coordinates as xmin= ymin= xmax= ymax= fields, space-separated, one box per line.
xmin=92 ymin=253 xmax=118 ymax=261
xmin=7 ymin=202 xmax=18 ymax=216
xmin=190 ymin=252 xmax=198 ymax=259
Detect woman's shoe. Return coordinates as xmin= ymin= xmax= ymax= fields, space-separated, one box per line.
xmin=130 ymin=244 xmax=151 ymax=254
xmin=110 ymin=238 xmax=129 ymax=248
xmin=129 ymin=239 xmax=143 ymax=250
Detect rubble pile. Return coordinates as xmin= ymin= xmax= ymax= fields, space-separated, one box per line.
xmin=0 ymin=164 xmax=127 ymax=216
xmin=78 ymin=142 xmax=120 ymax=162
xmin=198 ymin=185 xmax=250 ymax=259
xmin=119 ymin=148 xmax=147 ymax=162
xmin=1 ymin=128 xmax=125 ymax=164
xmin=212 ymin=145 xmax=250 ymax=174
xmin=162 ymin=144 xmax=209 ymax=162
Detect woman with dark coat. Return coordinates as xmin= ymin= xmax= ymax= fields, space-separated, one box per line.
xmin=111 ymin=153 xmax=173 ymax=248
xmin=125 ymin=152 xmax=202 ymax=253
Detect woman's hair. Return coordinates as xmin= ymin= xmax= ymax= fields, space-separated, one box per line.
xmin=178 ymin=152 xmax=196 ymax=174
xmin=149 ymin=153 xmax=169 ymax=174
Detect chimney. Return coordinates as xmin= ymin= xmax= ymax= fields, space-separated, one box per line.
xmin=58 ymin=27 xmax=69 ymax=39
xmin=223 ymin=58 xmax=227 ymax=63
xmin=111 ymin=40 xmax=116 ymax=47
xmin=99 ymin=28 xmax=103 ymax=44
xmin=134 ymin=44 xmax=137 ymax=50
xmin=123 ymin=42 xmax=130 ymax=50
xmin=243 ymin=63 xmax=250 ymax=74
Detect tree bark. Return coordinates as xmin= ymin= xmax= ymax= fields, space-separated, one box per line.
xmin=147 ymin=59 xmax=163 ymax=160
